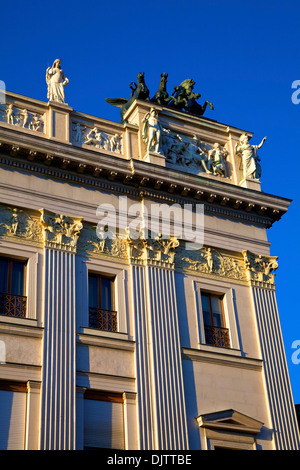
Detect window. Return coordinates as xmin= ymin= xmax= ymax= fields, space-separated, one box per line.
xmin=0 ymin=381 xmax=27 ymax=450
xmin=0 ymin=257 xmax=27 ymax=318
xmin=88 ymin=273 xmax=117 ymax=331
xmin=201 ymin=292 xmax=230 ymax=348
xmin=84 ymin=390 xmax=125 ymax=450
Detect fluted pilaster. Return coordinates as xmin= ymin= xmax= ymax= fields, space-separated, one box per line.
xmin=244 ymin=250 xmax=300 ymax=450
xmin=128 ymin=233 xmax=189 ymax=450
xmin=39 ymin=209 xmax=83 ymax=450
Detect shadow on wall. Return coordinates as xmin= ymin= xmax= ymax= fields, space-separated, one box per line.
xmin=181 ymin=358 xmax=201 ymax=449
xmin=174 ymin=272 xmax=192 ymax=348
xmin=174 ymin=272 xmax=201 ymax=448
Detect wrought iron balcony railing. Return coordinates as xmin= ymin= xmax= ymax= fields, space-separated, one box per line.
xmin=204 ymin=325 xmax=230 ymax=348
xmin=89 ymin=307 xmax=118 ymax=332
xmin=0 ymin=292 xmax=27 ymax=318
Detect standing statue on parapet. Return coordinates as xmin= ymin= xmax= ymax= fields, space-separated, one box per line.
xmin=235 ymin=134 xmax=267 ymax=180
xmin=46 ymin=59 xmax=69 ymax=104
xmin=142 ymin=108 xmax=164 ymax=154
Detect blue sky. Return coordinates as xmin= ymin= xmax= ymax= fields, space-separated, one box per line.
xmin=1 ymin=1 xmax=300 ymax=403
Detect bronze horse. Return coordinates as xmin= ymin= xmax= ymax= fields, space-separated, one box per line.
xmin=151 ymin=73 xmax=173 ymax=106
xmin=105 ymin=72 xmax=150 ymax=121
xmin=168 ymin=79 xmax=214 ymax=116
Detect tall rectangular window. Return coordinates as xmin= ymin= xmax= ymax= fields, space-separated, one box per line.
xmin=201 ymin=292 xmax=230 ymax=348
xmin=0 ymin=257 xmax=27 ymax=318
xmin=88 ymin=274 xmax=117 ymax=331
xmin=0 ymin=381 xmax=27 ymax=450
xmin=84 ymin=391 xmax=124 ymax=450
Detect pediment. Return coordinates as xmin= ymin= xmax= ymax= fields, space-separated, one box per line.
xmin=196 ymin=409 xmax=263 ymax=435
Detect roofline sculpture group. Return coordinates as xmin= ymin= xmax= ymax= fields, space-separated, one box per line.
xmin=105 ymin=72 xmax=214 ymax=122
xmin=42 ymin=61 xmax=267 ymax=183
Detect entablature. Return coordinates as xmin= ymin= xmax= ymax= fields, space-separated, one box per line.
xmin=0 ymin=91 xmax=291 ymax=229
xmin=0 ymin=136 xmax=290 ymax=230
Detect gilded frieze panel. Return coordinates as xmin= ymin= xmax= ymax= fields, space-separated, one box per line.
xmin=0 ymin=205 xmax=43 ymax=244
xmin=175 ymin=244 xmax=247 ymax=282
xmin=77 ymin=223 xmax=128 ymax=259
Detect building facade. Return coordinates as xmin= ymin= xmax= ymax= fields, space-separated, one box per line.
xmin=0 ymin=67 xmax=299 ymax=450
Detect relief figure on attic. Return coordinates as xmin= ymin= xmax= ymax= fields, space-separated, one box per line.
xmin=29 ymin=114 xmax=43 ymax=132
xmin=208 ymin=143 xmax=228 ymax=177
xmin=0 ymin=103 xmax=44 ymax=132
xmin=162 ymin=132 xmax=214 ymax=175
xmin=46 ymin=59 xmax=69 ymax=104
xmin=6 ymin=104 xmax=14 ymax=124
xmin=73 ymin=122 xmax=83 ymax=142
xmin=235 ymin=133 xmax=266 ymax=180
xmin=84 ymin=127 xmax=106 ymax=148
xmin=109 ymin=133 xmax=122 ymax=153
xmin=20 ymin=109 xmax=28 ymax=128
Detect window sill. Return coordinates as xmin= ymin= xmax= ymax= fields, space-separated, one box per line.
xmin=80 ymin=327 xmax=128 ymax=340
xmin=182 ymin=346 xmax=262 ymax=370
xmin=199 ymin=342 xmax=242 ymax=357
xmin=77 ymin=327 xmax=134 ymax=351
xmin=0 ymin=315 xmax=42 ymax=338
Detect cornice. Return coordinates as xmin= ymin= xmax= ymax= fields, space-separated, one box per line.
xmin=0 ymin=362 xmax=42 ymax=382
xmin=0 ymin=319 xmax=43 ymax=338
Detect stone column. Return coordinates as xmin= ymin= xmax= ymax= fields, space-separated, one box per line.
xmin=39 ymin=209 xmax=83 ymax=450
xmin=243 ymin=250 xmax=300 ymax=450
xmin=127 ymin=233 xmax=189 ymax=450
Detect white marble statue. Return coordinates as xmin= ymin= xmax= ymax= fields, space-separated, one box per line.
xmin=46 ymin=59 xmax=69 ymax=103
xmin=235 ymin=133 xmax=266 ymax=180
xmin=142 ymin=108 xmax=163 ymax=153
